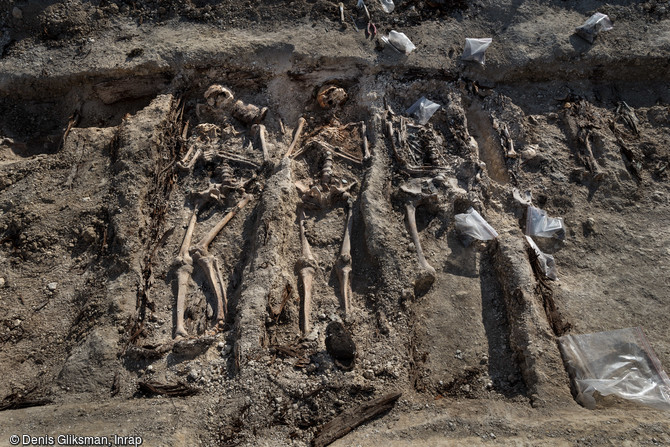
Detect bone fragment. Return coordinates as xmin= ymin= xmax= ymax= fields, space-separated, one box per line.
xmin=507 ymin=139 xmax=518 ymax=158
xmin=336 ymin=198 xmax=354 ymax=316
xmin=321 ymin=151 xmax=334 ymax=186
xmin=218 ymin=150 xmax=260 ymax=169
xmin=204 ymin=85 xmax=235 ymax=108
xmin=179 ymin=147 xmax=202 ymax=172
xmin=297 ymin=209 xmax=318 ymax=334
xmin=286 ymin=117 xmax=307 ymax=158
xmin=252 ymin=124 xmax=270 ymax=163
xmin=361 ymin=121 xmax=371 ymax=160
xmin=338 ymin=2 xmax=345 ymax=23
xmin=232 ymin=100 xmax=268 ymax=125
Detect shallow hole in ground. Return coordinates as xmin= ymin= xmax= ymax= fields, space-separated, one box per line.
xmin=466 ymin=98 xmax=510 ymax=184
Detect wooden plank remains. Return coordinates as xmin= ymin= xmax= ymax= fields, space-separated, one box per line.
xmin=312 ymin=392 xmax=402 ymax=447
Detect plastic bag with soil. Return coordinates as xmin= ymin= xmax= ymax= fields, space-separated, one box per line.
xmin=525 ymin=235 xmax=558 ymax=280
xmin=379 ymin=0 xmax=394 ymax=13
xmin=406 ymin=97 xmax=441 ymax=125
xmin=575 ymin=12 xmax=613 ymax=43
xmin=454 ymin=207 xmax=498 ymax=241
xmin=559 ymin=327 xmax=670 ymax=411
xmin=382 ymin=30 xmax=416 ymax=54
xmin=461 ymin=38 xmax=492 ymax=64
xmin=526 ymin=205 xmax=565 ymax=239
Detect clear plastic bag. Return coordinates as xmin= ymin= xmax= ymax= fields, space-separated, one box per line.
xmin=406 ymin=97 xmax=441 ymax=125
xmin=575 ymin=12 xmax=613 ymax=43
xmin=462 ymin=38 xmax=492 ymax=64
xmin=559 ymin=328 xmax=670 ymax=411
xmin=382 ymin=31 xmax=416 ymax=54
xmin=525 ymin=235 xmax=558 ymax=280
xmin=454 ymin=207 xmax=498 ymax=241
xmin=379 ymin=0 xmax=394 ymax=13
xmin=526 ymin=205 xmax=565 ymax=239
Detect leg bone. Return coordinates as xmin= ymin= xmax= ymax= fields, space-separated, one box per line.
xmin=174 ymin=207 xmax=199 ymax=338
xmin=361 ymin=121 xmax=371 ymax=160
xmin=191 ymin=250 xmax=228 ymax=329
xmin=405 ymin=201 xmax=436 ymax=292
xmin=252 ymin=124 xmax=270 ymax=163
xmin=297 ymin=209 xmax=318 ymax=334
xmin=286 ymin=117 xmax=307 ymax=158
xmin=336 ymin=199 xmax=354 ymax=317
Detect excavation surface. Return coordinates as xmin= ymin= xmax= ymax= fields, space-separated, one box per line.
xmin=1 ymin=1 xmax=670 ymax=446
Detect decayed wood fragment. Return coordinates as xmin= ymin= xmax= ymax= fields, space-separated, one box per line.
xmin=312 ymin=392 xmax=402 ymax=447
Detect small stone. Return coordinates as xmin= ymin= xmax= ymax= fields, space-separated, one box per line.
xmin=363 ymin=370 xmax=374 ymax=380
xmin=81 ymin=226 xmax=97 ymax=243
xmin=12 ymin=7 xmax=22 ymax=19
xmin=521 ymin=146 xmax=537 ymax=161
xmin=47 ymin=282 xmax=58 ymax=291
xmin=146 ymin=365 xmax=154 ymax=372
xmin=0 ymin=278 xmax=5 ymax=288
xmin=217 ymin=342 xmax=225 ymax=349
xmin=454 ymin=350 xmax=463 ymax=360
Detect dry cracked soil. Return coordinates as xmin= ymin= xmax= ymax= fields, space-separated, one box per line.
xmin=1 ymin=0 xmax=670 ymax=446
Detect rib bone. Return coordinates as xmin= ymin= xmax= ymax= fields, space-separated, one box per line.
xmin=297 ymin=209 xmax=318 ymax=334
xmin=336 ymin=198 xmax=354 ymax=317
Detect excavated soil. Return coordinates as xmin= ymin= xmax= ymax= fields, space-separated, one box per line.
xmin=1 ymin=0 xmax=670 ymax=446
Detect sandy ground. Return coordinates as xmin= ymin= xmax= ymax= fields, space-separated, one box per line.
xmin=1 ymin=1 xmax=670 ymax=446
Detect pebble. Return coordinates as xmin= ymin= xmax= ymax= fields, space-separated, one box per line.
xmin=0 ymin=277 xmax=5 ymax=287
xmin=47 ymin=282 xmax=58 ymax=291
xmin=363 ymin=369 xmax=374 ymax=380
xmin=12 ymin=7 xmax=22 ymax=19
xmin=521 ymin=147 xmax=537 ymax=161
